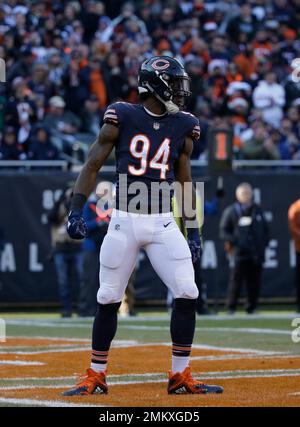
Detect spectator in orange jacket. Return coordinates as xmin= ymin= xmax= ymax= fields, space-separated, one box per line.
xmin=288 ymin=199 xmax=300 ymax=313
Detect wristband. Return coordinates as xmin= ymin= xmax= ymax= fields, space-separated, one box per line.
xmin=70 ymin=193 xmax=87 ymax=212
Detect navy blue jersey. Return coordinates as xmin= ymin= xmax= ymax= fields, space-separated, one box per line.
xmin=102 ymin=102 xmax=200 ymax=212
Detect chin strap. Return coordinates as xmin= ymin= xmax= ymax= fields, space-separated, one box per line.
xmin=139 ymin=82 xmax=179 ymax=115
xmin=164 ymin=100 xmax=179 ymax=114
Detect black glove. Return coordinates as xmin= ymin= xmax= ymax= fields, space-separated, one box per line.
xmin=187 ymin=228 xmax=202 ymax=263
xmin=67 ymin=210 xmax=88 ymax=240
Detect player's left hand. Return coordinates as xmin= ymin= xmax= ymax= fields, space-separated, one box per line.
xmin=187 ymin=228 xmax=202 ymax=263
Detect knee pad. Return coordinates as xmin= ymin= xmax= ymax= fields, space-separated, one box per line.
xmin=173 ymin=258 xmax=198 ymax=299
xmin=173 ymin=276 xmax=199 ymax=300
xmin=97 ymin=283 xmax=123 ymax=305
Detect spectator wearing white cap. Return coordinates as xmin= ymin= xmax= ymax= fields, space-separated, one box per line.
xmin=43 ymin=96 xmax=81 ymax=154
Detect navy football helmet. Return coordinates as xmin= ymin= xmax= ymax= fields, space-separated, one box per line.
xmin=138 ymin=56 xmax=191 ymax=113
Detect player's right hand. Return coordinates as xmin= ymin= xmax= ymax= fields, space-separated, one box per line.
xmin=67 ymin=210 xmax=88 ymax=240
xmin=187 ymin=228 xmax=202 ymax=264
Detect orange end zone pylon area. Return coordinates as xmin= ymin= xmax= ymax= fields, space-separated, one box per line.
xmin=1 ymin=337 xmax=300 ymax=407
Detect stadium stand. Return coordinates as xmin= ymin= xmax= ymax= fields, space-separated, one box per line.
xmin=1 ymin=0 xmax=300 ymax=164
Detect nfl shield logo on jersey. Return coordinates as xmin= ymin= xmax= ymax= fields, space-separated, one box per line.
xmin=153 ymin=122 xmax=160 ymax=130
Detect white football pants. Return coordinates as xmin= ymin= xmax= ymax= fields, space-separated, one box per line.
xmin=97 ymin=209 xmax=198 ymax=304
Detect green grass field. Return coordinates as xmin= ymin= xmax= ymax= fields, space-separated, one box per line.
xmin=2 ymin=310 xmax=299 ymax=352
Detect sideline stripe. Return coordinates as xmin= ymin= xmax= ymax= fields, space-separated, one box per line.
xmin=0 ymin=344 xmax=88 ymax=349
xmin=0 ymin=347 xmax=90 ymax=355
xmin=117 ymin=325 xmax=292 ymax=336
xmin=0 ymin=397 xmax=105 ymax=407
xmin=1 ymin=369 xmax=300 ymax=390
xmin=4 ymin=336 xmax=136 ymax=346
xmin=0 ymin=373 xmax=164 ymax=381
xmin=179 ymin=343 xmax=284 ymax=355
xmin=0 ymin=344 xmax=279 ymax=356
xmin=0 ymin=361 xmax=44 ymax=366
xmin=9 ymin=336 xmax=91 ymax=342
xmin=191 ymin=353 xmax=295 ymax=361
xmin=3 ymin=366 xmax=300 ymax=383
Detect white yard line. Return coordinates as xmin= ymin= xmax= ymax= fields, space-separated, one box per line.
xmin=0 ymin=361 xmax=44 ymax=366
xmin=8 ymin=336 xmax=91 ymax=343
xmin=0 ymin=385 xmax=74 ymax=390
xmin=0 ymin=369 xmax=300 ymax=390
xmin=117 ymin=325 xmax=292 ymax=336
xmin=196 ymin=314 xmax=299 ymax=321
xmin=191 ymin=353 xmax=295 ymax=361
xmin=210 ymin=373 xmax=300 ymax=380
xmin=6 ymin=320 xmax=90 ymax=328
xmin=1 ymin=369 xmax=300 ymax=390
xmin=0 ymin=344 xmax=86 ymax=349
xmin=179 ymin=343 xmax=285 ymax=355
xmin=0 ymin=376 xmax=77 ymax=381
xmin=5 ymin=336 xmax=139 ymax=347
xmin=0 ymin=397 xmax=106 ymax=407
xmin=0 ymin=347 xmax=90 ymax=355
xmin=0 ymin=339 xmax=140 ymax=355
xmin=202 ymin=369 xmax=300 ymax=375
xmin=0 ymin=373 xmax=164 ymax=381
xmin=3 ymin=358 xmax=300 ymax=383
xmin=72 ymin=371 xmax=300 ymax=380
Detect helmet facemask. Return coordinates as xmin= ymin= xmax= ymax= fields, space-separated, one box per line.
xmin=168 ymin=75 xmax=191 ymax=110
xmin=154 ymin=73 xmax=191 ymax=113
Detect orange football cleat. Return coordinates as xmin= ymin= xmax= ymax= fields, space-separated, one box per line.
xmin=168 ymin=366 xmax=223 ymax=394
xmin=61 ymin=368 xmax=108 ymax=396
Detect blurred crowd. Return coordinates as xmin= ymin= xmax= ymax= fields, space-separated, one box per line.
xmin=1 ymin=0 xmax=300 ymax=162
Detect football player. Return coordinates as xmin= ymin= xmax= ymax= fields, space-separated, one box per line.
xmin=62 ymin=56 xmax=223 ymax=395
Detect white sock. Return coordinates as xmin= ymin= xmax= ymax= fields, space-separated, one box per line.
xmin=91 ymin=362 xmax=107 ymax=373
xmin=172 ymin=356 xmax=189 ymax=373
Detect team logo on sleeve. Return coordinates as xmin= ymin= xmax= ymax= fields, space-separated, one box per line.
xmin=151 ymin=59 xmax=170 ymax=71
